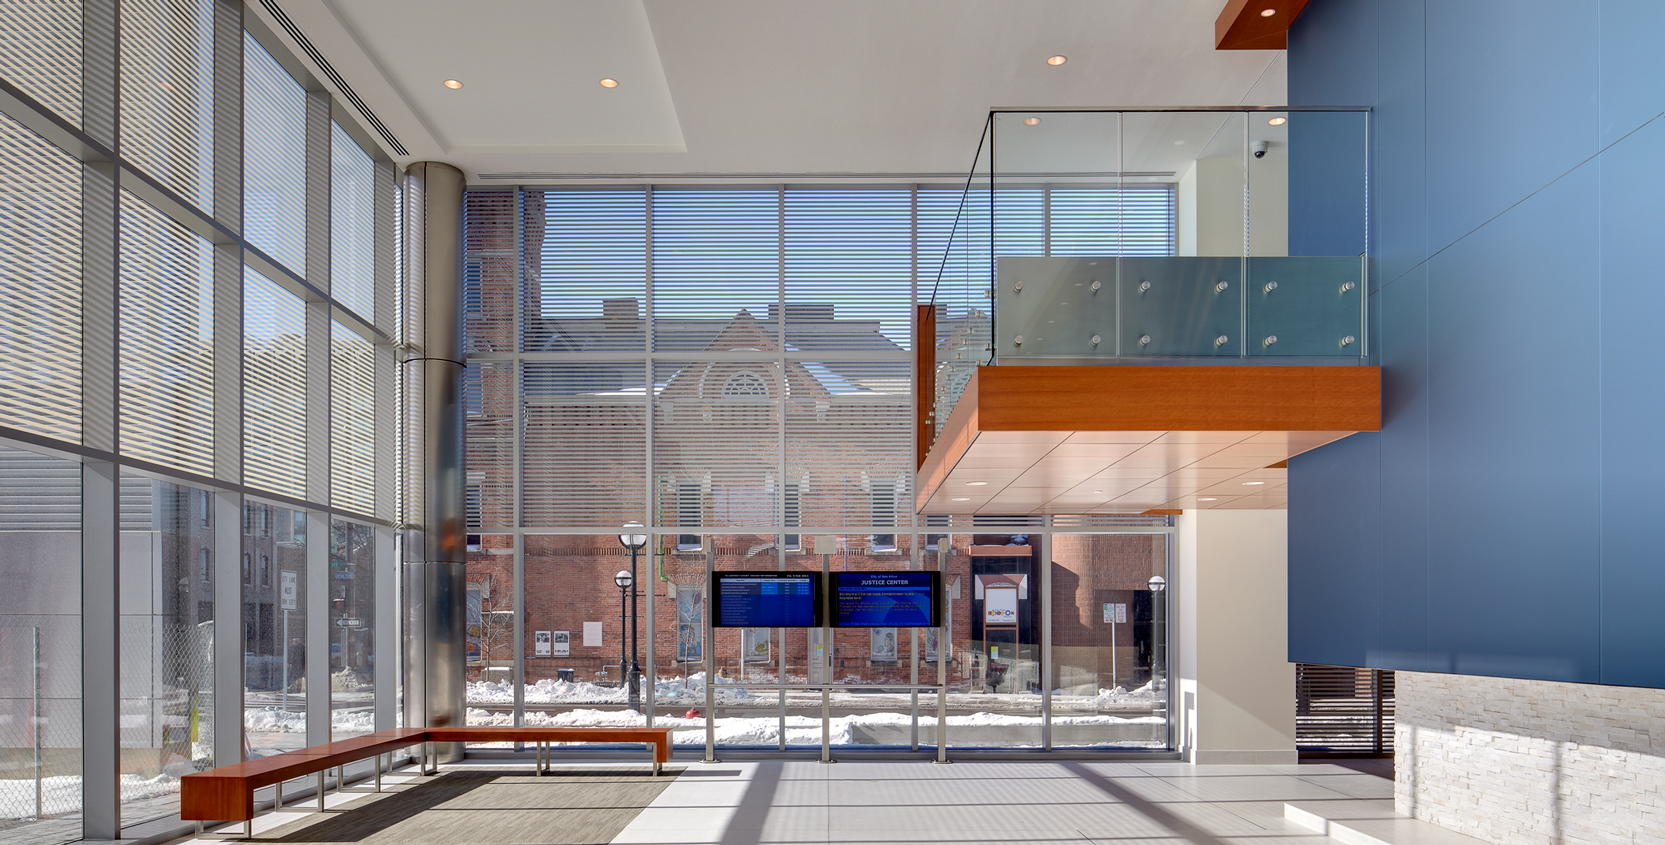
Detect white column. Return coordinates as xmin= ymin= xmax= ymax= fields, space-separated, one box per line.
xmin=1177 ymin=509 xmax=1295 ymax=765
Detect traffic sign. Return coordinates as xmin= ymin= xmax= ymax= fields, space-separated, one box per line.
xmin=334 ymin=617 xmax=364 ymax=628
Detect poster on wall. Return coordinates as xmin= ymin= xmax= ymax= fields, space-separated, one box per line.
xmin=583 ymin=621 xmax=602 ymax=647
xmin=534 ymin=630 xmax=552 ymax=657
xmin=676 ymin=581 xmax=704 ymax=662
xmin=871 ymin=627 xmax=898 ymax=661
xmin=743 ymin=627 xmax=770 ymax=663
xmin=924 ymin=626 xmax=939 ymax=662
xmin=551 ymin=630 xmax=570 ymax=657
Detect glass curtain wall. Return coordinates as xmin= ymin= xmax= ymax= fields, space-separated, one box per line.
xmin=462 ymin=185 xmax=1175 ymax=753
xmin=0 ymin=2 xmax=400 ymax=841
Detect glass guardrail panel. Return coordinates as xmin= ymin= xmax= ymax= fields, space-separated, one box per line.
xmin=1120 ymin=257 xmax=1242 ymax=357
xmin=1247 ymin=257 xmax=1365 ymax=356
xmin=996 ymin=256 xmax=1117 ymax=357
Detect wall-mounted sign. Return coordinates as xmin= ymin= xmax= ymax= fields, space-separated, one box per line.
xmin=1103 ymin=603 xmax=1127 ymax=624
xmin=583 ymin=621 xmax=601 ymax=647
xmin=985 ymin=585 xmax=1018 ymax=625
xmin=551 ymin=630 xmax=570 ymax=657
xmin=280 ymin=570 xmax=298 ymax=611
xmin=534 ymin=630 xmax=552 ymax=657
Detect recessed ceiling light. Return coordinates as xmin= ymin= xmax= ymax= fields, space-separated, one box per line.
xmin=950 ymin=497 xmax=972 ymax=502
xmin=1173 ymin=140 xmax=1185 ymax=145
xmin=443 ymin=79 xmax=463 ymax=89
xmin=1092 ymin=490 xmax=1104 ymax=495
xmin=1268 ymin=117 xmax=1287 ymax=126
xmin=1023 ymin=117 xmax=1042 ymax=126
xmin=1260 ymin=8 xmax=1277 ymax=16
xmin=599 ymin=78 xmax=619 ymax=88
xmin=1242 ymin=480 xmax=1266 ymax=486
xmin=966 ymin=481 xmax=989 ymax=486
xmin=1046 ymin=55 xmax=1067 ymax=66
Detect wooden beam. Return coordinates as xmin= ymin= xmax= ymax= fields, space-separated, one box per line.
xmin=916 ymin=304 xmax=936 ymax=469
xmin=1216 ymin=0 xmax=1310 ymax=50
xmin=974 ymin=366 xmax=1380 ymax=433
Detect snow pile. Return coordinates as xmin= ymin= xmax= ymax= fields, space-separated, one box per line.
xmin=244 ymin=708 xmax=377 ymax=734
xmin=465 ymin=674 xmax=760 ymax=708
xmin=1089 ymin=679 xmax=1163 ymax=708
xmin=331 ymin=670 xmax=372 ymax=692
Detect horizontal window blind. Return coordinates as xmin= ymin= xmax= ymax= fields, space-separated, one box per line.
xmin=242 ymin=268 xmax=306 ymax=498
xmin=464 ymin=360 xmax=515 ymax=529
xmin=330 ymin=121 xmax=375 ymax=322
xmin=330 ymin=320 xmax=375 ymax=514
xmin=787 ymin=360 xmax=912 ymax=530
xmin=650 ymin=188 xmax=780 ymax=353
xmin=521 ymin=361 xmax=647 ymax=528
xmin=0 ymin=442 xmax=79 ymax=531
xmin=120 ymin=0 xmax=215 ymax=212
xmin=461 ymin=189 xmax=517 ymax=354
xmin=0 ymin=0 xmax=83 ymax=128
xmin=1050 ymin=185 xmax=1176 ymax=255
xmin=653 ymin=360 xmax=780 ymax=529
xmin=526 ymin=187 xmax=646 ymax=354
xmin=243 ymin=29 xmax=306 ymax=274
xmin=1295 ymin=664 xmax=1394 ymax=754
xmin=0 ymin=111 xmax=83 ymax=443
xmin=118 ymin=189 xmax=215 ymax=475
xmin=784 ymin=188 xmax=913 ymax=351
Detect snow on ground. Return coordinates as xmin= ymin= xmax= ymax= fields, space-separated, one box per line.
xmin=245 ymin=708 xmax=375 ymax=734
xmin=467 ymin=674 xmax=761 ymax=706
xmin=464 ymin=705 xmax=1161 ymax=745
xmin=0 ymin=767 xmax=190 ymax=820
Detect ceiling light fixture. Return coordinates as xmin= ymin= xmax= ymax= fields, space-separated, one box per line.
xmin=443 ymin=79 xmax=463 ymax=89
xmin=1242 ymin=480 xmax=1266 ymax=486
xmin=1198 ymin=497 xmax=1219 ymax=501
xmin=1046 ymin=55 xmax=1067 ymax=66
xmin=950 ymin=497 xmax=972 ymax=502
xmin=1023 ymin=117 xmax=1041 ymax=126
xmin=1092 ymin=490 xmax=1104 ymax=495
xmin=599 ymin=78 xmax=619 ymax=88
xmin=1268 ymin=117 xmax=1287 ymax=126
xmin=1173 ymin=140 xmax=1185 ymax=145
xmin=966 ymin=481 xmax=989 ymax=486
xmin=1260 ymin=8 xmax=1277 ymax=16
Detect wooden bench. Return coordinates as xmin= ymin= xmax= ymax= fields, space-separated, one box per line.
xmin=181 ymin=725 xmax=676 ymax=836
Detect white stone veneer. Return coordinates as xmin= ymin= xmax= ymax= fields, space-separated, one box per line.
xmin=1396 ymin=670 xmax=1665 ymax=845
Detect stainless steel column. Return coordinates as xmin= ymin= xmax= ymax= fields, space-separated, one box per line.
xmin=401 ymin=162 xmax=468 ymax=763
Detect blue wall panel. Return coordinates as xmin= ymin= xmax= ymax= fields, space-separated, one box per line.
xmin=1596 ymin=119 xmax=1665 ymax=687
xmin=1288 ymin=432 xmax=1381 ymax=668
xmin=1598 ymin=1 xmax=1665 ymax=148
xmin=1423 ymin=164 xmax=1603 ymax=683
xmin=1424 ymin=0 xmax=1599 ymax=252
xmin=1286 ymin=0 xmax=1376 ymax=106
xmin=1287 ymin=112 xmax=1368 ymax=257
xmin=1372 ymin=0 xmax=1427 ymax=288
xmin=1377 ymin=267 xmax=1433 ymax=672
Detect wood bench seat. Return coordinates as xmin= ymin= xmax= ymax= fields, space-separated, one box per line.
xmin=180 ymin=725 xmax=676 ymax=830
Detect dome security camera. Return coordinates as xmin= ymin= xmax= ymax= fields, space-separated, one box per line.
xmin=1252 ymin=140 xmax=1269 ymax=159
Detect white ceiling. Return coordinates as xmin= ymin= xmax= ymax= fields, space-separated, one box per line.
xmin=258 ymin=0 xmax=1287 ymax=182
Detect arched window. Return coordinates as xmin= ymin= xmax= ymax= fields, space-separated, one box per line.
xmin=721 ymin=372 xmax=769 ymax=399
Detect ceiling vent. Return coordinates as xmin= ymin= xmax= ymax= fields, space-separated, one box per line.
xmin=258 ymin=0 xmax=409 ymax=157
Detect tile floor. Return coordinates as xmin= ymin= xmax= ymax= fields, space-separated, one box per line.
xmin=178 ymin=757 xmax=1485 ymax=845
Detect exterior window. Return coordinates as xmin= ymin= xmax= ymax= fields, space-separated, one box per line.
xmin=260 ymin=554 xmax=270 ymax=587
xmin=721 ymin=372 xmax=769 ymax=399
xmin=242 ymin=552 xmax=251 ymax=584
xmin=242 ymin=502 xmax=252 ymax=534
xmin=782 ymin=482 xmax=801 ymax=551
xmin=870 ymin=482 xmax=896 ymax=552
xmin=200 ymin=547 xmax=211 ymax=582
xmin=676 ymin=481 xmax=702 ymax=551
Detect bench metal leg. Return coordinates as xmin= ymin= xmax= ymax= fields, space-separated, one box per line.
xmin=275 ymin=780 xmax=283 ymax=810
xmin=196 ymin=821 xmax=203 ymax=838
xmin=318 ymin=771 xmax=327 ymax=811
xmin=375 ymin=754 xmax=382 ymax=791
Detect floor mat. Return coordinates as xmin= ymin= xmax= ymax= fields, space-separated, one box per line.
xmin=253 ymin=768 xmax=683 ymax=845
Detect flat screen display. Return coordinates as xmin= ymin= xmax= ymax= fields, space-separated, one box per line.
xmin=710 ymin=571 xmax=821 ymax=628
xmin=830 ymin=571 xmax=941 ymax=627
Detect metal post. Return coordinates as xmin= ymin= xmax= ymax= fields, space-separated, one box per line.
xmin=33 ymin=626 xmax=41 ymax=820
xmin=317 ymin=771 xmax=326 ymax=811
xmin=629 ymin=545 xmax=641 ymax=712
xmin=281 ymin=608 xmax=289 ymax=716
xmin=936 ymin=543 xmax=949 ymax=763
xmin=619 ymin=582 xmax=629 ymax=698
xmin=820 ymin=548 xmax=833 ymax=764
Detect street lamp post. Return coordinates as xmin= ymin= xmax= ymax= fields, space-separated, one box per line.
xmin=614 ymin=570 xmax=633 ymax=705
xmin=619 ymin=522 xmax=648 ymax=712
xmin=1147 ymin=574 xmax=1167 ymax=698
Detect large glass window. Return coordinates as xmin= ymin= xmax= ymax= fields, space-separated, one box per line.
xmin=0 ymin=443 xmax=81 ymax=840
xmin=0 ymin=113 xmax=82 ymax=443
xmin=329 ymin=519 xmax=374 ymax=739
xmin=243 ymin=270 xmax=307 ymax=499
xmin=330 ymin=123 xmax=375 ymax=321
xmin=117 ymin=191 xmax=215 ymax=476
xmin=242 ymin=31 xmax=306 ymax=274
xmin=119 ymin=474 xmax=213 ymax=827
xmin=242 ymin=501 xmax=307 ymax=759
xmin=120 ymin=0 xmax=215 ymax=211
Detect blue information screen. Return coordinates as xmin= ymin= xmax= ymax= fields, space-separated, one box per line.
xmin=712 ymin=572 xmax=819 ymax=627
xmin=832 ymin=571 xmax=939 ymax=627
